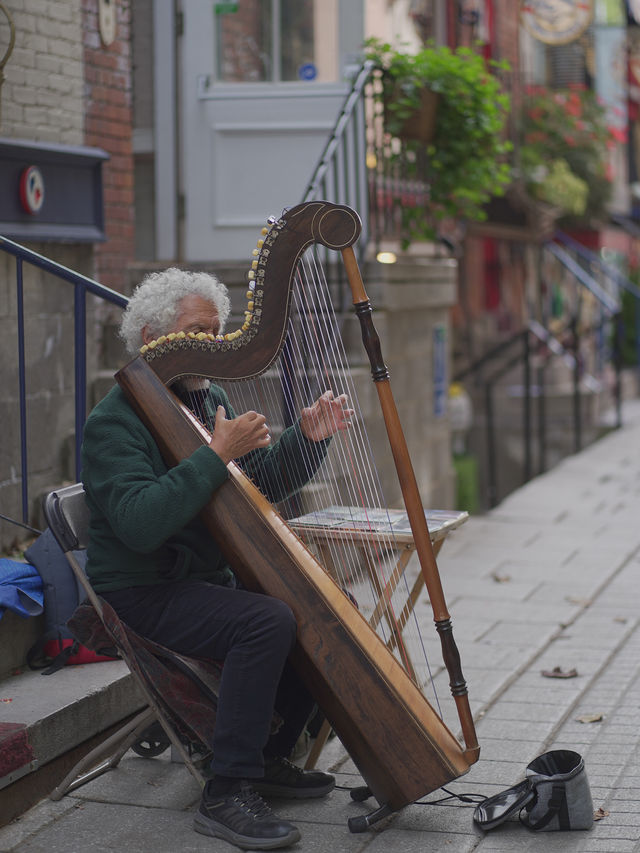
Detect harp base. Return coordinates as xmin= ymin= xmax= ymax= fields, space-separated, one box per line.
xmin=348 ymin=801 xmax=393 ymax=833
xmin=349 ymin=785 xmax=373 ymax=803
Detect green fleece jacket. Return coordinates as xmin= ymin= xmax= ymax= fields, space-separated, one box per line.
xmin=81 ymin=383 xmax=329 ymax=592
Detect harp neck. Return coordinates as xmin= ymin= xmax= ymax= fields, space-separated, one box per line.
xmin=118 ymin=201 xmax=361 ymax=388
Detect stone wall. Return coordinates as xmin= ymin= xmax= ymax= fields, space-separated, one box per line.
xmin=0 ymin=1 xmax=135 ymax=550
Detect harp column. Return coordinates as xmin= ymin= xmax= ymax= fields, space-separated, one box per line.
xmin=342 ymin=246 xmax=479 ymax=763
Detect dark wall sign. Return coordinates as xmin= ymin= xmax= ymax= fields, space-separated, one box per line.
xmin=0 ymin=138 xmax=108 ymax=242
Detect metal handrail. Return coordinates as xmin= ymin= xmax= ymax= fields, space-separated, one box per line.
xmin=545 ymin=240 xmax=620 ymax=316
xmin=301 ymin=61 xmax=374 ymax=262
xmin=554 ymin=230 xmax=640 ymax=300
xmin=1 ymin=235 xmax=128 ymax=527
xmin=455 ymin=313 xmax=622 ymax=509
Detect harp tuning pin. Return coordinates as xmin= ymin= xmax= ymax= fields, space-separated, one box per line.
xmin=267 ymin=215 xmax=276 ymax=224
xmin=252 ymin=260 xmax=258 ymax=269
xmin=156 ymin=335 xmax=167 ymax=345
xmin=248 ymin=270 xmax=255 ymax=281
xmin=257 ymin=239 xmax=264 ymax=248
xmin=176 ymin=331 xmax=186 ymax=339
xmin=261 ymin=227 xmax=268 ymax=235
xmin=252 ymin=248 xmax=259 ymax=257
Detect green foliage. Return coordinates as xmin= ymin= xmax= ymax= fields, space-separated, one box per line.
xmin=365 ymin=38 xmax=512 ymax=245
xmin=519 ymin=86 xmax=615 ymax=222
xmin=531 ymin=158 xmax=588 ymax=216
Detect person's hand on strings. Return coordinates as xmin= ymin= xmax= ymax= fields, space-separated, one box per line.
xmin=299 ymin=391 xmax=354 ymax=442
xmin=209 ymin=406 xmax=271 ymax=463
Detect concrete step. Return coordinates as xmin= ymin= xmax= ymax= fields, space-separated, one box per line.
xmin=0 ymin=657 xmax=145 ymax=826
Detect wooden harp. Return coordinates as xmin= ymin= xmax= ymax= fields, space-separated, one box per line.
xmin=115 ymin=201 xmax=479 ymax=832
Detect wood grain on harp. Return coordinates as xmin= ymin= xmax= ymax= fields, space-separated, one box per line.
xmin=115 ymin=201 xmax=479 ymax=829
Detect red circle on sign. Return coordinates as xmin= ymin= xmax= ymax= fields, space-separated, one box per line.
xmin=19 ymin=166 xmax=45 ymax=215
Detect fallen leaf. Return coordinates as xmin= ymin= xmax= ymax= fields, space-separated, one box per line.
xmin=0 ymin=698 xmax=12 ymax=703
xmin=593 ymin=808 xmax=609 ymax=821
xmin=566 ymin=596 xmax=591 ymax=606
xmin=491 ymin=571 xmax=511 ymax=583
xmin=542 ymin=666 xmax=578 ymax=679
xmin=576 ymin=713 xmax=604 ymax=724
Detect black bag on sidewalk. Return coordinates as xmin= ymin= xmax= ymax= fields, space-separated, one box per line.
xmin=473 ymin=750 xmax=593 ymax=832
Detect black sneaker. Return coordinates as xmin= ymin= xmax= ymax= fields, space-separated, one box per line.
xmin=253 ymin=755 xmax=335 ymax=799
xmin=194 ymin=780 xmax=301 ymax=850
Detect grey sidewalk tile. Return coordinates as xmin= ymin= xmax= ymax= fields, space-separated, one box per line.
xmin=605 ymin=799 xmax=640 ymax=812
xmin=586 ymin=826 xmax=640 ymax=841
xmin=365 ymin=827 xmax=479 ymax=852
xmin=471 ymin=621 xmax=561 ymax=649
xmin=471 ymin=738 xmax=545 ymax=765
xmin=462 ymin=759 xmax=530 ymax=785
xmin=609 ymin=789 xmax=640 ymax=803
xmin=484 ymin=700 xmax=568 ymax=725
xmin=474 ymin=718 xmax=553 ymax=742
xmin=0 ymin=799 xmax=77 ymax=851
xmin=475 ymin=825 xmax=594 ymax=851
xmin=493 ymin=684 xmax=583 ymax=706
xmin=0 ymin=801 xmax=211 ymax=853
xmin=264 ymin=786 xmax=368 ymax=828
xmin=386 ymin=801 xmax=477 ymax=833
xmin=66 ymin=753 xmax=201 ymax=810
xmin=601 ymin=813 xmax=640 ymax=828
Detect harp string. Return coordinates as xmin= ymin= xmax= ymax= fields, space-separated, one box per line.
xmin=295 ymin=251 xmax=440 ymax=701
xmin=182 ymin=246 xmax=443 ymax=713
xmin=292 ymin=257 xmax=406 ymax=609
xmin=258 ymin=251 xmax=435 ymax=696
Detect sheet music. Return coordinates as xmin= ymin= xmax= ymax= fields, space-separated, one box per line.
xmin=288 ymin=505 xmax=467 ymax=538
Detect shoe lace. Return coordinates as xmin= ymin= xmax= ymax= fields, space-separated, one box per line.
xmin=234 ymin=782 xmax=274 ymax=820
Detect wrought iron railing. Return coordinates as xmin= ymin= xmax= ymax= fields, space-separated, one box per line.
xmin=302 ymin=60 xmax=374 ymax=254
xmin=455 ymin=238 xmax=627 ymax=508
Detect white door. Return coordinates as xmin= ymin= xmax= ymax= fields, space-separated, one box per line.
xmin=181 ymin=0 xmax=359 ymax=262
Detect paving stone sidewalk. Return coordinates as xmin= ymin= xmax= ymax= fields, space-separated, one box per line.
xmin=2 ymin=403 xmax=640 ymax=852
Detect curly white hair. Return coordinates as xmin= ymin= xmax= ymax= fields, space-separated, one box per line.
xmin=119 ymin=268 xmax=231 ymax=355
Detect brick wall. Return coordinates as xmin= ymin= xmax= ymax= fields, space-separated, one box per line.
xmin=82 ymin=0 xmax=135 ymax=293
xmin=0 ymin=0 xmax=84 ymax=144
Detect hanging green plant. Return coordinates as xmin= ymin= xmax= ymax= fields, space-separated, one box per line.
xmin=365 ymin=38 xmax=512 ymax=246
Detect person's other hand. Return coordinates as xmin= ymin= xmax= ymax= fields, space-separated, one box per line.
xmin=209 ymin=406 xmax=271 ymax=463
xmin=300 ymin=391 xmax=354 ymax=442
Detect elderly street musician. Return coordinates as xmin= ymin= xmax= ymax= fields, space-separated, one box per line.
xmin=81 ymin=267 xmax=354 ymax=850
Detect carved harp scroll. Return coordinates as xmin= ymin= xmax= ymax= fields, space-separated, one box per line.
xmin=115 ymin=201 xmax=479 ymax=820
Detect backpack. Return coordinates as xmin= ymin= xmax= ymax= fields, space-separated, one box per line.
xmin=24 ymin=528 xmax=118 ymax=674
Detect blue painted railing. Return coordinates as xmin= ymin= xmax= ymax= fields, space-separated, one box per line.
xmin=554 ymin=230 xmax=640 ymax=369
xmin=0 ymin=235 xmax=128 ymax=527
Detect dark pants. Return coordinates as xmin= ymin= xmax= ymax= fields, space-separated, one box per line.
xmin=101 ymin=580 xmax=315 ymax=778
